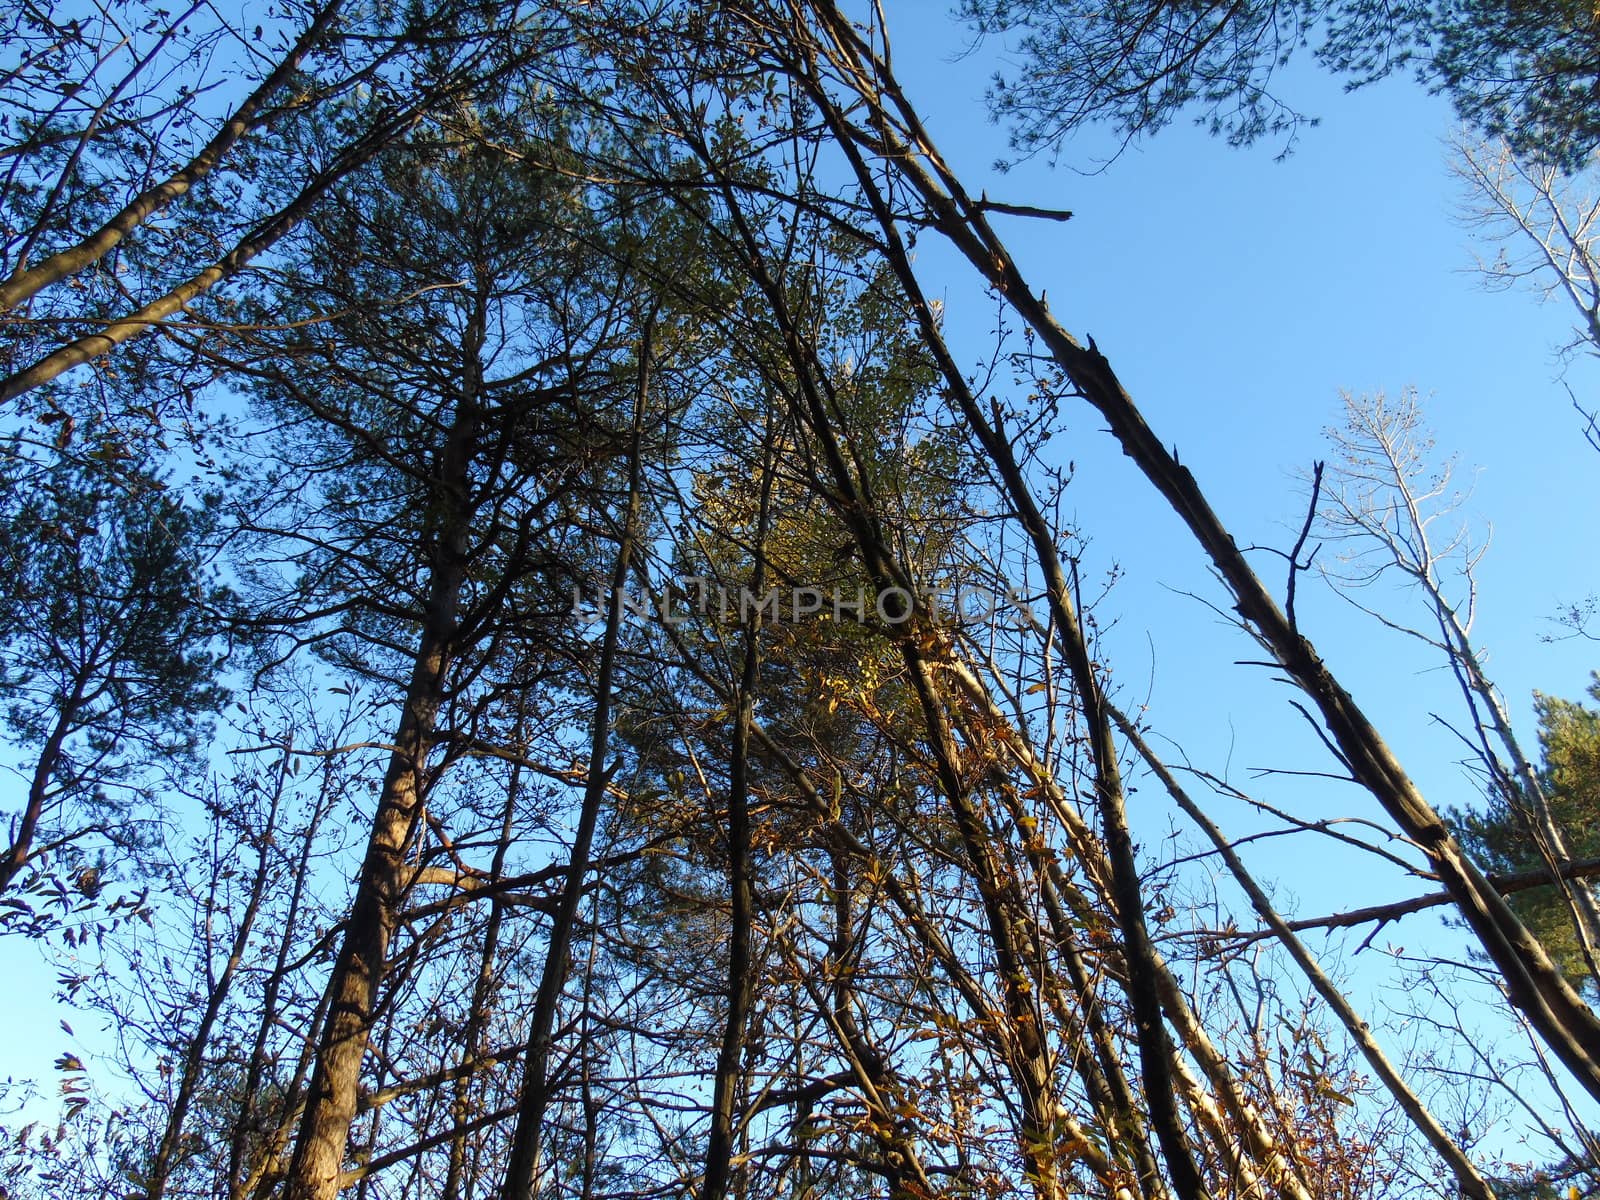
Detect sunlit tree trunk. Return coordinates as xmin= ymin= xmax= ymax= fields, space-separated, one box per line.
xmin=283 ymin=363 xmax=482 ymax=1200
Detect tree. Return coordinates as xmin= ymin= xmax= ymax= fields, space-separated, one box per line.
xmin=0 ymin=443 xmax=229 ymax=901
xmin=194 ymin=85 xmax=718 ymax=1197
xmin=1316 ymin=388 xmax=1600 ymax=983
xmin=586 ymin=57 xmax=1361 ymax=1193
xmin=6 ymin=4 xmax=1600 ymax=1198
xmin=1452 ymin=137 xmax=1600 ymax=462
xmin=1448 ymin=138 xmax=1600 ymax=642
xmin=1452 ymin=676 xmax=1600 ymax=999
xmin=961 ymin=0 xmax=1600 ymax=169
xmin=1456 ymin=138 xmax=1600 ymax=361
xmin=0 ymin=0 xmax=566 ymax=409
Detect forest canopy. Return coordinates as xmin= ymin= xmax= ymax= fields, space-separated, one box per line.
xmin=0 ymin=3 xmax=1598 ymax=1200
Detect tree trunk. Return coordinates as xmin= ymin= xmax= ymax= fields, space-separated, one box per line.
xmin=0 ymin=683 xmax=85 ymax=894
xmin=144 ymin=742 xmax=293 ymax=1200
xmin=1116 ymin=710 xmax=1495 ymax=1199
xmin=229 ymin=744 xmax=338 ymax=1200
xmin=281 ymin=394 xmax=479 ymax=1200
xmin=442 ymin=736 xmax=523 ymax=1200
xmin=500 ymin=323 xmax=650 ymax=1200
xmin=700 ymin=417 xmax=775 ymax=1200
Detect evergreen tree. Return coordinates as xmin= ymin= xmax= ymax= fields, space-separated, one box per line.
xmin=963 ymin=0 xmax=1600 ymax=169
xmin=1451 ymin=674 xmax=1600 ymax=997
xmin=0 ymin=444 xmax=230 ymax=903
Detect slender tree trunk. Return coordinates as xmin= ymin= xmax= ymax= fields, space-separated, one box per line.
xmin=229 ymin=747 xmax=337 ymax=1200
xmin=916 ymin=289 xmax=1210 ymax=1196
xmin=708 ymin=169 xmax=1083 ymax=1195
xmin=1446 ymin=626 xmax=1600 ymax=978
xmin=500 ymin=322 xmax=651 ymax=1200
xmin=943 ymin=662 xmax=1315 ymax=1199
xmin=282 ymin=390 xmax=481 ymax=1200
xmin=443 ymin=734 xmax=524 ymax=1200
xmin=144 ymin=742 xmax=293 ymax=1200
xmin=0 ymin=687 xmax=82 ymax=893
xmin=987 ymin=763 xmax=1167 ymax=1198
xmin=578 ymin=932 xmax=603 ymax=1200
xmin=246 ymin=983 xmax=335 ymax=1200
xmin=1114 ymin=709 xmax=1495 ymax=1199
xmin=700 ymin=417 xmax=776 ymax=1200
